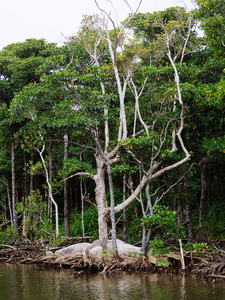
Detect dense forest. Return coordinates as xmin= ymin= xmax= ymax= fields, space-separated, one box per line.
xmin=0 ymin=0 xmax=224 ymax=254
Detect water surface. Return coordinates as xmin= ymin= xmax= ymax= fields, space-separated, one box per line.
xmin=0 ymin=264 xmax=225 ymax=300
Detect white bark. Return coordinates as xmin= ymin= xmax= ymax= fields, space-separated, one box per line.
xmin=179 ymin=239 xmax=185 ymax=270
xmin=75 ymin=2 xmax=191 ymax=246
xmin=28 ymin=113 xmax=59 ymax=236
xmin=2 ymin=175 xmax=13 ymax=227
xmin=78 ymin=26 xmax=110 ymax=151
xmin=129 ymin=77 xmax=149 ymax=136
xmin=80 ymin=178 xmax=85 ymax=237
xmin=37 ymin=137 xmax=59 ymax=237
xmin=63 ymin=133 xmax=70 ymax=236
xmin=93 ymin=154 xmax=108 ymax=249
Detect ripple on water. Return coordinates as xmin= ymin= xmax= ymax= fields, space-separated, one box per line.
xmin=0 ymin=264 xmax=225 ymax=300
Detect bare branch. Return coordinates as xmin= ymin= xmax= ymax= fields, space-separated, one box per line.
xmin=114 ymin=161 xmax=161 ymax=214
xmin=125 ymin=148 xmax=147 ymax=176
xmin=154 ymin=162 xmax=197 ymax=205
xmin=61 ymin=33 xmax=74 ymax=70
xmin=94 ymin=0 xmax=117 ymax=34
xmin=61 ymin=172 xmax=95 ymax=182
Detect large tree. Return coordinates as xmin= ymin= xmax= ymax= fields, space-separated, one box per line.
xmin=61 ymin=3 xmax=195 ymax=250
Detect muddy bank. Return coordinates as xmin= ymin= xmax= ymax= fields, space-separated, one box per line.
xmin=1 ymin=240 xmax=225 ymax=280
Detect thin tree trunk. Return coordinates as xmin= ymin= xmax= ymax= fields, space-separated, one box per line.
xmin=24 ymin=152 xmax=28 ymax=203
xmin=177 ymin=201 xmax=183 ymax=226
xmin=122 ymin=174 xmax=127 ymax=242
xmin=37 ymin=139 xmax=59 ymax=236
xmin=48 ymin=142 xmax=53 ymax=225
xmin=141 ymin=180 xmax=153 ymax=253
xmin=23 ymin=152 xmax=29 ymax=238
xmin=11 ymin=133 xmax=17 ymax=230
xmin=106 ymin=161 xmax=118 ymax=256
xmin=30 ymin=147 xmax=34 ymax=195
xmin=184 ymin=178 xmax=194 ymax=240
xmin=2 ymin=175 xmax=13 ymax=226
xmin=63 ymin=134 xmax=70 ymax=236
xmin=186 ymin=202 xmax=194 ymax=240
xmin=179 ymin=239 xmax=185 ymax=270
xmin=141 ymin=226 xmax=152 ymax=254
xmin=199 ymin=159 xmax=207 ymax=238
xmin=80 ymin=178 xmax=85 ymax=237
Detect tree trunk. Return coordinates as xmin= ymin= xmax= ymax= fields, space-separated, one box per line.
xmin=94 ymin=154 xmax=108 ymax=249
xmin=186 ymin=202 xmax=194 ymax=240
xmin=37 ymin=140 xmax=59 ymax=236
xmin=24 ymin=152 xmax=28 ymax=203
xmin=30 ymin=147 xmax=34 ymax=195
xmin=63 ymin=134 xmax=70 ymax=236
xmin=199 ymin=159 xmax=207 ymax=239
xmin=11 ymin=133 xmax=17 ymax=230
xmin=141 ymin=179 xmax=153 ymax=253
xmin=80 ymin=178 xmax=85 ymax=237
xmin=122 ymin=174 xmax=127 ymax=242
xmin=23 ymin=152 xmax=29 ymax=238
xmin=177 ymin=201 xmax=183 ymax=226
xmin=184 ymin=178 xmax=194 ymax=240
xmin=106 ymin=161 xmax=118 ymax=255
xmin=48 ymin=142 xmax=53 ymax=224
xmin=2 ymin=175 xmax=13 ymax=226
xmin=141 ymin=226 xmax=152 ymax=254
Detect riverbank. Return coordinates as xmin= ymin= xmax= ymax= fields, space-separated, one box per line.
xmin=1 ymin=240 xmax=225 ymax=281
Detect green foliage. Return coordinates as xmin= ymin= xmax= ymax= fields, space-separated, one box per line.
xmin=138 ymin=251 xmax=145 ymax=257
xmin=150 ymin=237 xmax=171 ymax=256
xmin=157 ymin=259 xmax=170 ymax=268
xmin=128 ymin=7 xmax=190 ymax=42
xmin=196 ymin=0 xmax=225 ymax=51
xmin=39 ymin=214 xmax=54 ymax=239
xmin=202 ymin=202 xmax=225 ymax=240
xmin=0 ymin=3 xmax=224 ymax=247
xmin=111 ymin=163 xmax=139 ymax=175
xmin=62 ymin=158 xmax=94 ymax=177
xmin=101 ymin=249 xmax=108 ymax=254
xmin=47 ymin=236 xmax=67 ymax=247
xmin=141 ymin=205 xmax=186 ymax=239
xmin=70 ymin=207 xmax=98 ymax=239
xmin=185 ymin=242 xmax=208 ymax=254
xmin=126 ymin=216 xmax=143 ymax=245
xmin=16 ymin=190 xmax=47 ymax=240
xmin=0 ymin=226 xmax=19 ymax=244
xmin=109 ymin=248 xmax=118 ymax=257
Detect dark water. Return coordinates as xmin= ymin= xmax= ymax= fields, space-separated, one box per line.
xmin=0 ymin=264 xmax=225 ymax=300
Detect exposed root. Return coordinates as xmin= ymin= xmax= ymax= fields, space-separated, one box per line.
xmin=127 ymin=257 xmax=153 ymax=272
xmin=1 ymin=242 xmax=225 ymax=279
xmin=191 ymin=256 xmax=225 ymax=280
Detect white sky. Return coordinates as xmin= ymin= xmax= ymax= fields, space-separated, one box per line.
xmin=0 ymin=0 xmax=196 ymax=50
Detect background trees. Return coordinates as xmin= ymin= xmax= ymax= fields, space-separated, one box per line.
xmin=0 ymin=1 xmax=224 ymax=251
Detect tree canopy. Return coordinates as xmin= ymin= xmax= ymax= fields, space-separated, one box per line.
xmin=0 ymin=1 xmax=224 ymax=252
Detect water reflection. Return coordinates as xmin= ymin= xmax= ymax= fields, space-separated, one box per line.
xmin=0 ymin=264 xmax=225 ymax=300
xmin=180 ymin=275 xmax=186 ymax=300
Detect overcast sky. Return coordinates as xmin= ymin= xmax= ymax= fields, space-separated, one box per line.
xmin=0 ymin=0 xmax=196 ymax=50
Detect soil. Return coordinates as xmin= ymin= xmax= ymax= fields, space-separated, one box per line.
xmin=1 ymin=239 xmax=225 ymax=281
